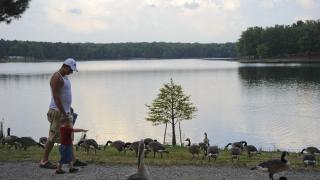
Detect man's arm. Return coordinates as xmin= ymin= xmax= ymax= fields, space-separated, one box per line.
xmin=50 ymin=73 xmax=67 ymax=117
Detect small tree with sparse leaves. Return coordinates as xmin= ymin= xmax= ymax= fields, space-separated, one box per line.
xmin=146 ymin=78 xmax=197 ymax=146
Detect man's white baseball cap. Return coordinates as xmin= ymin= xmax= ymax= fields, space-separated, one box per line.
xmin=63 ymin=58 xmax=78 ymax=72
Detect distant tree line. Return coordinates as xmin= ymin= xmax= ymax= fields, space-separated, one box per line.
xmin=237 ymin=20 xmax=320 ymax=59
xmin=0 ymin=40 xmax=237 ymax=61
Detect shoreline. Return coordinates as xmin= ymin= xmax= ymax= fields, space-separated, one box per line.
xmin=2 ymin=57 xmax=320 ymax=64
xmin=238 ymin=58 xmax=320 ymax=63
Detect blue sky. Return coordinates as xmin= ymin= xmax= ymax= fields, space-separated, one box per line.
xmin=0 ymin=0 xmax=319 ymax=43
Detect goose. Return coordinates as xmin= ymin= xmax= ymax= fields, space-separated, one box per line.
xmin=75 ymin=133 xmax=87 ymax=151
xmin=147 ymin=141 xmax=169 ymax=158
xmin=225 ymin=143 xmax=241 ymax=162
xmin=129 ymin=141 xmax=151 ymax=157
xmin=127 ymin=139 xmax=149 ymax=180
xmin=204 ymin=144 xmax=219 ymax=161
xmin=229 ymin=141 xmax=245 ymax=150
xmin=125 ymin=142 xmax=132 ymax=150
xmin=79 ymin=139 xmax=100 ymax=154
xmin=242 ymin=141 xmax=259 ymax=157
xmin=104 ymin=140 xmax=127 ymax=152
xmin=203 ymin=132 xmax=209 ymax=146
xmin=251 ymin=151 xmax=290 ymax=180
xmin=0 ymin=122 xmax=4 ymax=142
xmin=300 ymin=146 xmax=320 ymax=155
xmin=200 ymin=132 xmax=210 ymax=155
xmin=143 ymin=138 xmax=154 ymax=145
xmin=198 ymin=142 xmax=208 ymax=153
xmin=2 ymin=128 xmax=19 ymax=149
xmin=39 ymin=137 xmax=47 ymax=145
xmin=15 ymin=137 xmax=44 ymax=150
xmin=185 ymin=138 xmax=200 ymax=158
xmin=302 ymin=153 xmax=316 ymax=167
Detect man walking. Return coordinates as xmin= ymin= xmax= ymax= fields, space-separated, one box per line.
xmin=40 ymin=58 xmax=86 ymax=169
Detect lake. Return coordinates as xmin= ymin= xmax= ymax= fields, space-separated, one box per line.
xmin=0 ymin=59 xmax=319 ymax=151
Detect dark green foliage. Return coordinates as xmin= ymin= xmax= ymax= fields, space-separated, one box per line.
xmin=237 ymin=20 xmax=320 ymax=59
xmin=0 ymin=0 xmax=31 ymax=24
xmin=0 ymin=39 xmax=237 ymax=61
xmin=146 ymin=79 xmax=197 ymax=146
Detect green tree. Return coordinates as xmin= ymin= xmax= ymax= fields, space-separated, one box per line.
xmin=0 ymin=0 xmax=31 ymax=24
xmin=146 ymin=78 xmax=197 ymax=146
xmin=256 ymin=44 xmax=269 ymax=58
xmin=237 ymin=26 xmax=263 ymax=58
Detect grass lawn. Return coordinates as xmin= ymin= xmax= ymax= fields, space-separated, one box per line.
xmin=0 ymin=145 xmax=319 ymax=171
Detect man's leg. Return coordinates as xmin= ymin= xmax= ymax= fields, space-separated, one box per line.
xmin=41 ymin=141 xmax=54 ymax=163
xmin=39 ymin=140 xmax=57 ymax=169
xmin=40 ymin=109 xmax=59 ymax=169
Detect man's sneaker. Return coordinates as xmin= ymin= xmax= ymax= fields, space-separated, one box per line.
xmin=39 ymin=161 xmax=57 ymax=169
xmin=69 ymin=168 xmax=79 ymax=173
xmin=55 ymin=169 xmax=66 ymax=174
xmin=73 ymin=159 xmax=87 ymax=166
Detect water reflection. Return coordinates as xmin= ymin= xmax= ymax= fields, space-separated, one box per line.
xmin=238 ymin=65 xmax=320 ymax=85
xmin=238 ymin=65 xmax=320 ymax=151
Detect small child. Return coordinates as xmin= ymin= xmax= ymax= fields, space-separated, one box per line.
xmin=56 ymin=121 xmax=88 ymax=174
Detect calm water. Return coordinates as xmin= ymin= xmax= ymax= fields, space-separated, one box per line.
xmin=0 ymin=59 xmax=320 ymax=151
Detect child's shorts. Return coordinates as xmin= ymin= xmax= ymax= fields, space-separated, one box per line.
xmin=59 ymin=144 xmax=73 ymax=164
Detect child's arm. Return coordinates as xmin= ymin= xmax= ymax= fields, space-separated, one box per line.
xmin=73 ymin=129 xmax=88 ymax=133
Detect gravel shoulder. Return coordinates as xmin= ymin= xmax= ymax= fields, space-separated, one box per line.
xmin=1 ymin=162 xmax=320 ymax=180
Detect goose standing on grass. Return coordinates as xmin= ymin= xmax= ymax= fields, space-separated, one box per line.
xmin=199 ymin=132 xmax=210 ymax=154
xmin=15 ymin=137 xmax=45 ymax=150
xmin=204 ymin=144 xmax=219 ymax=161
xmin=127 ymin=139 xmax=149 ymax=180
xmin=302 ymin=153 xmax=316 ymax=167
xmin=251 ymin=151 xmax=290 ymax=180
xmin=203 ymin=132 xmax=209 ymax=146
xmin=229 ymin=141 xmax=245 ymax=150
xmin=2 ymin=128 xmax=19 ymax=149
xmin=79 ymin=139 xmax=100 ymax=154
xmin=185 ymin=138 xmax=200 ymax=158
xmin=0 ymin=122 xmax=4 ymax=142
xmin=225 ymin=143 xmax=241 ymax=162
xmin=242 ymin=141 xmax=259 ymax=158
xmin=39 ymin=137 xmax=47 ymax=146
xmin=75 ymin=133 xmax=86 ymax=151
xmin=300 ymin=146 xmax=320 ymax=155
xmin=129 ymin=141 xmax=150 ymax=157
xmin=104 ymin=140 xmax=127 ymax=152
xmin=147 ymin=141 xmax=169 ymax=158
xmin=144 ymin=138 xmax=154 ymax=145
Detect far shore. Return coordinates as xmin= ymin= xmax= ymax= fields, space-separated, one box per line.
xmin=239 ymin=57 xmax=320 ymax=63
xmin=2 ymin=57 xmax=320 ymax=64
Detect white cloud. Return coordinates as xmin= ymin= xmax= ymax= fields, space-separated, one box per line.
xmin=45 ymin=0 xmax=112 ymax=34
xmin=1 ymin=0 xmax=319 ymax=43
xmin=295 ymin=0 xmax=315 ymax=9
xmin=221 ymin=0 xmax=241 ymax=11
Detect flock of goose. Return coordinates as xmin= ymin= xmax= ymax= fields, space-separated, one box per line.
xmin=1 ymin=125 xmax=319 ymax=180
xmin=0 ymin=128 xmax=44 ymax=150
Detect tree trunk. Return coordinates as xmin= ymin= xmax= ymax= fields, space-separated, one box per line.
xmin=171 ymin=118 xmax=176 ymax=146
xmin=163 ymin=122 xmax=167 ymax=144
xmin=179 ymin=121 xmax=182 ymax=146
